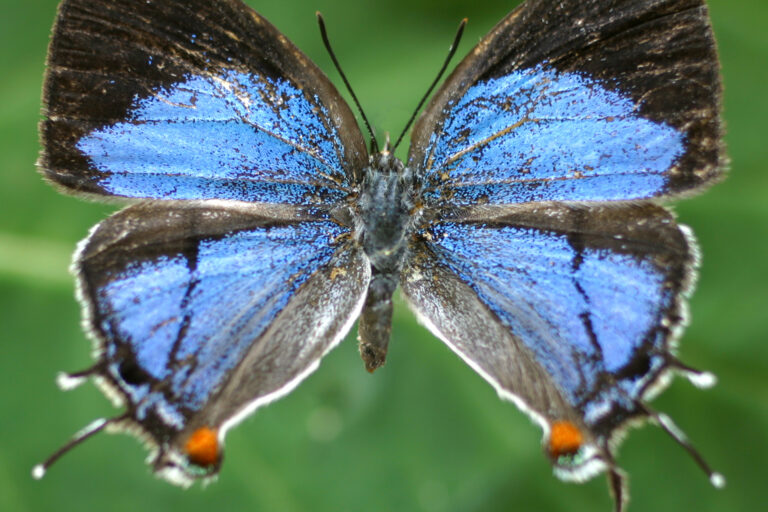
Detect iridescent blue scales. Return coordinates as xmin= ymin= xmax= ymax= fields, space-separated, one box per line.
xmin=77 ymin=71 xmax=349 ymax=205
xmin=37 ymin=0 xmax=724 ymax=510
xmin=420 ymin=66 xmax=685 ymax=204
xmin=91 ymin=216 xmax=349 ymax=425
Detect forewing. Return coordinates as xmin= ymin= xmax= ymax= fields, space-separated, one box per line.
xmin=76 ymin=203 xmax=369 ymax=483
xmin=40 ymin=0 xmax=367 ymax=205
xmin=409 ymin=0 xmax=722 ymax=206
xmin=401 ymin=204 xmax=694 ymax=478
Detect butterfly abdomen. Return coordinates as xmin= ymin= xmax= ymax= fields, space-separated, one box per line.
xmin=356 ymin=150 xmax=415 ymax=371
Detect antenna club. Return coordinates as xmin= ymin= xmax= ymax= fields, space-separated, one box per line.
xmin=317 ymin=13 xmax=379 ymax=153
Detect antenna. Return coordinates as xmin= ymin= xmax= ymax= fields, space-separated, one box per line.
xmin=32 ymin=415 xmax=126 ymax=480
xmin=317 ymin=12 xmax=379 ymax=154
xmin=392 ymin=18 xmax=467 ymax=153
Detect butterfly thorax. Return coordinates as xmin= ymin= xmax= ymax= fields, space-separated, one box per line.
xmin=358 ymin=151 xmax=413 ymax=269
xmin=356 ymin=150 xmax=415 ymax=372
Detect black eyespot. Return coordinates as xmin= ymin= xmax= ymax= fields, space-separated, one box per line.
xmin=118 ymin=359 xmax=145 ymax=386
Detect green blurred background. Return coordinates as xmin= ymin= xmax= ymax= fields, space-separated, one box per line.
xmin=1 ymin=0 xmax=766 ymax=511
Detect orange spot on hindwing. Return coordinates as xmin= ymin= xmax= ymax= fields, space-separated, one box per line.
xmin=184 ymin=427 xmax=220 ymax=467
xmin=549 ymin=420 xmax=584 ymax=459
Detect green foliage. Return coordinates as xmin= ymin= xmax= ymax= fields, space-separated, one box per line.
xmin=0 ymin=1 xmax=765 ymax=511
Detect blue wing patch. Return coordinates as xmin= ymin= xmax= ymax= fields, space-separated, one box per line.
xmin=423 ymin=221 xmax=674 ymax=420
xmin=92 ymin=220 xmax=345 ymax=424
xmin=77 ymin=70 xmax=348 ymax=205
xmin=419 ymin=65 xmax=684 ymax=205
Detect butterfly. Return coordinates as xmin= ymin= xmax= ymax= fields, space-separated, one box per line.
xmin=36 ymin=0 xmax=725 ymax=509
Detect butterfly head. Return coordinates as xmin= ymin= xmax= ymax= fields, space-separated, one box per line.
xmin=370 ymin=149 xmax=402 ymax=176
xmin=368 ymin=133 xmax=401 ymax=173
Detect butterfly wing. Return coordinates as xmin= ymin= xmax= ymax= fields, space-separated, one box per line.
xmin=401 ymin=204 xmax=695 ymax=479
xmin=409 ymin=0 xmax=723 ymax=207
xmin=403 ymin=0 xmax=723 ymax=502
xmin=75 ymin=203 xmax=368 ymax=483
xmin=39 ymin=0 xmax=371 ymax=482
xmin=40 ymin=0 xmax=367 ymax=206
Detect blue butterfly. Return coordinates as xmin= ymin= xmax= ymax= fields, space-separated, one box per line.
xmin=36 ymin=0 xmax=725 ymax=509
